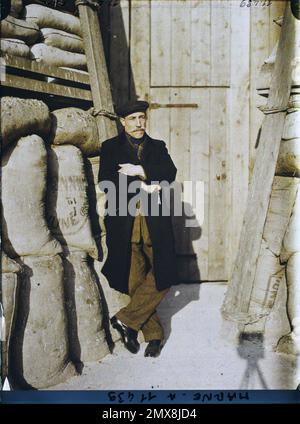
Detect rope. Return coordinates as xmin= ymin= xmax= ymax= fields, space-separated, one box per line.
xmin=258 ymin=105 xmax=288 ymax=115
xmin=89 ymin=107 xmax=118 ymax=120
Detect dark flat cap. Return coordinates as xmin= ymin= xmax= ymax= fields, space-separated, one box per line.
xmin=116 ymin=100 xmax=149 ymax=118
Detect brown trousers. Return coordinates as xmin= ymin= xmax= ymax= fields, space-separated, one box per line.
xmin=116 ymin=214 xmax=168 ymax=341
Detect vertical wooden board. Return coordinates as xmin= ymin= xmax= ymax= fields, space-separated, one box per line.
xmin=109 ymin=0 xmax=130 ymax=102
xmin=189 ymin=88 xmax=210 ymax=280
xmin=191 ymin=0 xmax=211 ymax=86
xmin=228 ymin=3 xmax=250 ymax=275
xmin=249 ymin=5 xmax=270 ymax=174
xmin=148 ymin=87 xmax=171 ymax=149
xmin=171 ymin=0 xmax=191 ymax=86
xmin=170 ymin=88 xmax=191 ymax=280
xmin=210 ymin=0 xmax=231 ymax=87
xmin=208 ymin=88 xmax=229 ymax=280
xmin=269 ymin=1 xmax=286 ymax=50
xmin=170 ymin=88 xmax=191 ymax=183
xmin=130 ymin=0 xmax=150 ymax=100
xmin=150 ymin=0 xmax=172 ymax=86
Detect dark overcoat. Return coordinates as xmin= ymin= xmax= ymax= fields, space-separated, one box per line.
xmin=98 ymin=131 xmax=178 ymax=294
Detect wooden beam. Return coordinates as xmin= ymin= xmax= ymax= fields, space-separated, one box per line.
xmin=223 ymin=3 xmax=297 ymax=323
xmin=77 ymin=1 xmax=117 ymax=142
xmin=2 ymin=74 xmax=92 ymax=101
xmin=2 ymin=55 xmax=90 ymax=85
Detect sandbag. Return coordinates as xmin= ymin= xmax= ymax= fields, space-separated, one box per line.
xmin=286 ymin=253 xmax=300 ymax=324
xmin=261 ymin=176 xmax=298 ymax=256
xmin=16 ymin=254 xmax=76 ymax=388
xmin=51 ymin=108 xmax=100 ymax=156
xmin=1 ymin=272 xmax=18 ymax=380
xmin=282 ymin=184 xmax=300 ymax=257
xmin=24 ymin=4 xmax=81 ymax=36
xmin=248 ymin=177 xmax=292 ymax=315
xmin=250 ymin=241 xmax=284 ymax=310
xmin=2 ymin=135 xmax=62 ymax=258
xmin=282 ymin=110 xmax=300 ymax=140
xmin=10 ymin=0 xmax=24 ymax=18
xmin=287 ymin=94 xmax=300 ymax=113
xmin=276 ymin=138 xmax=300 ymax=177
xmin=64 ymin=251 xmax=109 ymax=362
xmin=276 ymin=252 xmax=300 ymax=356
xmin=31 ymin=43 xmax=87 ymax=70
xmin=41 ymin=27 xmax=84 ymax=53
xmin=0 ymin=38 xmax=31 ymax=58
xmin=1 ymin=15 xmax=40 ymax=44
xmin=2 ymin=252 xmax=21 ymax=274
xmin=47 ymin=145 xmax=98 ymax=258
xmin=1 ymin=96 xmax=51 ymax=148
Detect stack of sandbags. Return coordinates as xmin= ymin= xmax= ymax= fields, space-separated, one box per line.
xmin=247 ymin=93 xmax=300 ymax=353
xmin=1 ymin=122 xmax=77 ymax=387
xmin=1 ymin=0 xmax=40 ymax=59
xmin=46 ymin=144 xmax=108 ymax=362
xmin=274 ymin=95 xmax=300 ymax=355
xmin=245 ymin=176 xmax=298 ymax=330
xmin=276 ymin=185 xmax=300 ymax=355
xmin=23 ymin=3 xmax=87 ymax=70
xmin=1 ymin=253 xmax=21 ymax=382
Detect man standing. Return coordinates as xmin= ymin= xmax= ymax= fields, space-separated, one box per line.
xmin=98 ymin=100 xmax=177 ymax=357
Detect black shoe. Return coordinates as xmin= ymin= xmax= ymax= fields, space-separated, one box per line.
xmin=144 ymin=340 xmax=163 ymax=357
xmin=110 ymin=316 xmax=140 ymax=354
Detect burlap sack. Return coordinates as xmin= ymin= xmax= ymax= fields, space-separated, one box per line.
xmin=51 ymin=108 xmax=100 ymax=157
xmin=250 ymin=241 xmax=284 ymax=310
xmin=0 ymin=38 xmax=31 ymax=58
xmin=47 ymin=145 xmax=98 ymax=258
xmin=63 ymin=251 xmax=109 ymax=363
xmin=2 ymin=135 xmax=62 ymax=258
xmin=287 ymin=94 xmax=300 ymax=113
xmin=262 ymin=176 xmax=299 ymax=255
xmin=276 ymin=138 xmax=300 ymax=177
xmin=282 ymin=184 xmax=300 ymax=256
xmin=1 ymin=15 xmax=40 ymax=44
xmin=1 ymin=272 xmax=18 ymax=380
xmin=31 ymin=43 xmax=87 ymax=70
xmin=41 ymin=27 xmax=84 ymax=53
xmin=282 ymin=110 xmax=300 ymax=141
xmin=247 ymin=177 xmax=293 ymax=317
xmin=1 ymin=96 xmax=51 ymax=148
xmin=16 ymin=254 xmax=76 ymax=388
xmin=24 ymin=4 xmax=81 ymax=36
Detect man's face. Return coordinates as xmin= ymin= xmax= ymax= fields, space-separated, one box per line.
xmin=120 ymin=111 xmax=146 ymax=139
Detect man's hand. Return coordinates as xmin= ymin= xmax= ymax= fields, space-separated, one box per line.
xmin=118 ymin=163 xmax=146 ymax=178
xmin=141 ymin=181 xmax=161 ymax=194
